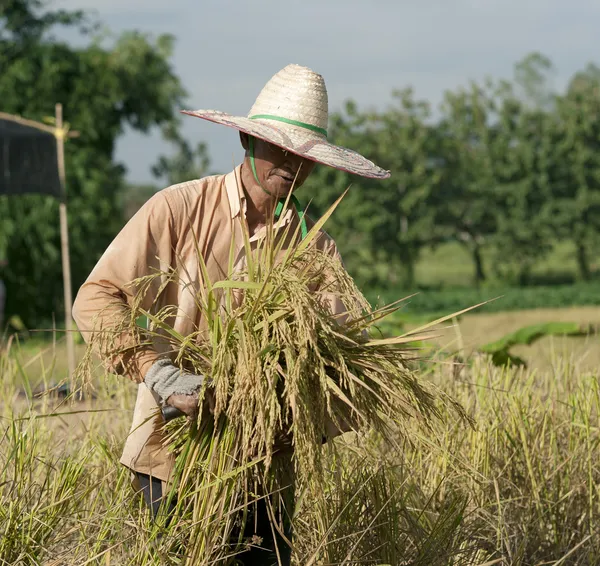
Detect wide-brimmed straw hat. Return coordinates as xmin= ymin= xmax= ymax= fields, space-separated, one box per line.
xmin=182 ymin=64 xmax=390 ymax=180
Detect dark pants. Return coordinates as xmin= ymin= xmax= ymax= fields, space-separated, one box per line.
xmin=135 ymin=472 xmax=292 ymax=565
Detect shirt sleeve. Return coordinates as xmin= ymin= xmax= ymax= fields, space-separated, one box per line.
xmin=72 ymin=190 xmax=178 ymax=383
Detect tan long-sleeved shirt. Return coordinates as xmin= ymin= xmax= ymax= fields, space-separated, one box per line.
xmin=73 ymin=166 xmax=345 ymax=480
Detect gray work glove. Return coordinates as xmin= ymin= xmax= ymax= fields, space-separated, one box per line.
xmin=144 ymin=359 xmax=205 ymax=419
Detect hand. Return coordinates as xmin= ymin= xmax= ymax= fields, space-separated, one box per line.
xmin=165 ymin=393 xmax=199 ymax=419
xmin=165 ymin=389 xmax=216 ymax=420
xmin=273 ymin=429 xmax=294 ymax=455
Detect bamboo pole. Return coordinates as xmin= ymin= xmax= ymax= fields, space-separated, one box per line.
xmin=0 ymin=111 xmax=79 ymax=138
xmin=55 ymin=103 xmax=76 ymax=380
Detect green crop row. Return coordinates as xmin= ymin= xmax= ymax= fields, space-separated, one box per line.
xmin=366 ymin=282 xmax=600 ymax=317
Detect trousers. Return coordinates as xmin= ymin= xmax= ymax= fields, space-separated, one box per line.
xmin=135 ymin=472 xmax=292 ymax=565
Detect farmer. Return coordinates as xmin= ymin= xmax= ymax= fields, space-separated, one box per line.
xmin=73 ymin=64 xmax=389 ymax=564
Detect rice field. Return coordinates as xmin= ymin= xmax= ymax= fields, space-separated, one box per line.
xmin=433 ymin=305 xmax=600 ymax=371
xmin=15 ymin=306 xmax=600 ymax=389
xmin=2 ymin=307 xmax=600 ymax=565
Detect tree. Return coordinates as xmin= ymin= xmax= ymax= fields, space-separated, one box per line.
xmin=0 ymin=0 xmax=90 ymax=59
xmin=0 ymin=0 xmax=187 ymax=326
xmin=514 ymin=52 xmax=556 ymax=111
xmin=490 ymin=88 xmax=555 ymax=285
xmin=302 ymin=101 xmax=394 ymax=290
xmin=435 ymin=80 xmax=500 ymax=285
xmin=368 ymin=90 xmax=443 ymax=289
xmin=547 ymin=64 xmax=600 ymax=281
xmin=304 ymin=92 xmax=440 ymax=291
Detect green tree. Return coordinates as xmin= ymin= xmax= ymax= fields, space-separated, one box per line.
xmin=436 ymin=80 xmax=500 ymax=285
xmin=304 ymin=92 xmax=440 ymax=291
xmin=366 ymin=89 xmax=442 ymax=289
xmin=491 ymin=88 xmax=555 ymax=285
xmin=514 ymin=52 xmax=556 ymax=111
xmin=302 ymin=102 xmax=393 ymax=289
xmin=548 ymin=64 xmax=600 ymax=281
xmin=0 ymin=0 xmax=186 ymax=326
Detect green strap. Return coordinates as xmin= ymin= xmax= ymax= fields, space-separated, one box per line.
xmin=249 ymin=136 xmax=308 ymax=240
xmin=249 ymin=136 xmax=268 ymax=195
xmin=249 ymin=114 xmax=327 ymax=138
xmin=274 ymin=195 xmax=308 ymax=239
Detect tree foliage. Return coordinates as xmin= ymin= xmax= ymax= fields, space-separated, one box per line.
xmin=2 ymin=10 xmax=599 ymax=326
xmin=0 ymin=0 xmax=186 ymax=325
xmin=304 ymin=53 xmax=600 ymax=292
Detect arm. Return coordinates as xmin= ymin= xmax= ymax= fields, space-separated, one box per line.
xmin=72 ymin=190 xmax=177 ymax=384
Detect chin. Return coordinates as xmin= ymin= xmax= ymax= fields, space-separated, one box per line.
xmin=269 ymin=183 xmax=295 ymax=197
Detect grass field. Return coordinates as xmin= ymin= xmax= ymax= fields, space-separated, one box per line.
xmin=0 ymin=307 xmax=600 ymax=566
xmin=9 ymin=304 xmax=600 ymax=385
xmin=3 ymin=337 xmax=600 ymax=564
xmin=2 ymin=305 xmax=600 ymax=564
xmin=432 ymin=306 xmax=600 ymax=371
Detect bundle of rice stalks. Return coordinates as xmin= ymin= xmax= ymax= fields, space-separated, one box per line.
xmin=81 ymin=193 xmax=471 ymax=564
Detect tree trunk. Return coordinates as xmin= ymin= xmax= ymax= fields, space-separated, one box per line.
xmin=576 ymin=241 xmax=591 ymax=281
xmin=399 ymin=246 xmax=416 ymax=289
xmin=401 ymin=257 xmax=416 ymax=289
xmin=472 ymin=244 xmax=486 ymax=286
xmin=518 ymin=262 xmax=532 ymax=286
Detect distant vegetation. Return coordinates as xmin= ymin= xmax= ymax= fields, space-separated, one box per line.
xmin=2 ymin=1 xmax=600 ymax=328
xmin=303 ymin=53 xmax=600 ymax=297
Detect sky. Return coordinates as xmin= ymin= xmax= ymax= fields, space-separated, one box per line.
xmin=55 ymin=0 xmax=600 ymax=184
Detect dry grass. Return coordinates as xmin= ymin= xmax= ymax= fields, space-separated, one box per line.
xmin=3 ymin=336 xmax=600 ymax=565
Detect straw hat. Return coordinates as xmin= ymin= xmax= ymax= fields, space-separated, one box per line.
xmin=182 ymin=64 xmax=390 ymax=180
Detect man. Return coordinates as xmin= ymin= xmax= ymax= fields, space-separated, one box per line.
xmin=73 ymin=63 xmax=389 ymax=564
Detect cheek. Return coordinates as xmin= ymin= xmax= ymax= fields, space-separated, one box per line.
xmin=256 ymin=160 xmax=274 ymax=183
xmin=263 ymin=166 xmax=279 ymax=186
xmin=256 ymin=155 xmax=280 ymax=181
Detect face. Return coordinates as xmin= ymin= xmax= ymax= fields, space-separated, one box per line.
xmin=241 ymin=133 xmax=316 ymax=197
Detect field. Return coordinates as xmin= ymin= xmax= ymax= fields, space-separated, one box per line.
xmin=2 ymin=306 xmax=600 ymax=564
xmin=432 ymin=306 xmax=600 ymax=371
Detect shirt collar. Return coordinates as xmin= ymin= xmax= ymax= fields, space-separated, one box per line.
xmin=225 ymin=165 xmax=245 ymax=219
xmin=224 ymin=166 xmax=295 ymax=233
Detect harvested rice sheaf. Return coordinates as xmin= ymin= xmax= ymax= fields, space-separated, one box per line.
xmin=85 ymin=196 xmax=470 ymax=564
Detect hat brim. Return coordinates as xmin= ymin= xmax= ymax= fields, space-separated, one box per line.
xmin=181 ymin=110 xmax=390 ymax=180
